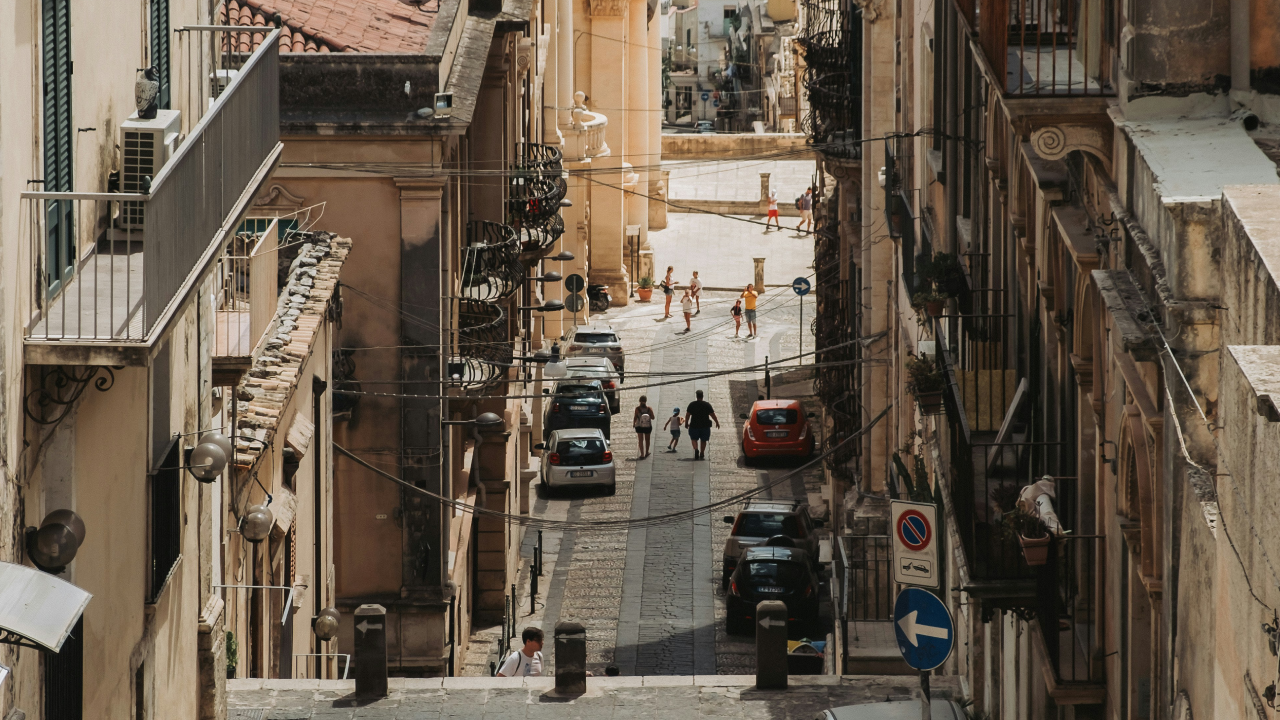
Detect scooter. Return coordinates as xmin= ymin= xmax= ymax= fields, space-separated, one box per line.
xmin=587 ymin=284 xmax=611 ymax=312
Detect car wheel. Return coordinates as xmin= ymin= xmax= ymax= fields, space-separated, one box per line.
xmin=605 ymin=482 xmax=617 ymax=496
xmin=741 ymin=444 xmax=754 ymax=466
xmin=726 ymin=614 xmax=751 ymax=636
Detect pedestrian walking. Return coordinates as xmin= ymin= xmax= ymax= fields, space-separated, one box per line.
xmin=660 ymin=266 xmax=675 ymax=319
xmin=731 ymin=299 xmax=743 ymax=337
xmin=684 ymin=389 xmax=720 ymax=460
xmin=496 ymin=627 xmax=544 ymax=677
xmin=664 ymin=408 xmax=683 ymax=452
xmin=633 ymin=396 xmax=654 ymax=458
xmin=680 ymin=289 xmax=694 ymax=332
xmin=740 ymin=284 xmax=760 ymax=338
xmin=797 ymin=187 xmax=814 ymax=232
xmin=764 ymin=189 xmax=780 ymax=231
xmin=690 ymin=271 xmax=704 ymax=314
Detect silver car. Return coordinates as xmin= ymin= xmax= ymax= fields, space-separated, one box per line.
xmin=536 ymin=428 xmax=616 ymax=494
xmin=564 ymin=356 xmax=622 ymax=413
xmin=564 ymin=323 xmax=625 ymax=378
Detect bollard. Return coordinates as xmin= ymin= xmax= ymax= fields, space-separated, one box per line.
xmin=753 ymin=257 xmax=765 ymax=292
xmin=554 ymin=621 xmax=587 ymax=694
xmin=353 ymin=604 xmax=388 ymax=697
xmin=755 ymin=600 xmax=788 ymax=690
xmin=530 ymin=562 xmax=539 ymax=614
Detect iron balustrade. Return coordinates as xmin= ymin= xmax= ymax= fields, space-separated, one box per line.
xmin=462 ymin=221 xmax=524 ymax=302
xmin=978 ymin=0 xmax=1113 ymax=96
xmin=22 ymin=30 xmax=280 ymax=343
xmin=1038 ymin=534 xmax=1101 ymax=683
xmin=517 ymin=214 xmax=564 ymax=264
xmin=508 ymin=143 xmax=568 ymax=230
xmin=797 ymin=0 xmax=861 ymax=157
xmin=453 ymin=298 xmax=512 ymax=391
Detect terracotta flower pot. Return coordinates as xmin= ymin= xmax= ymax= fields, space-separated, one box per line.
xmin=925 ymin=300 xmax=945 ymax=317
xmin=915 ymin=390 xmax=945 ymax=415
xmin=1019 ymin=534 xmax=1051 ymax=566
xmin=637 ymin=287 xmax=653 ymax=302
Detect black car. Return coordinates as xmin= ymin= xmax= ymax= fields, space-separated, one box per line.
xmin=725 ymin=546 xmax=821 ymax=636
xmin=543 ymin=379 xmax=612 ymax=440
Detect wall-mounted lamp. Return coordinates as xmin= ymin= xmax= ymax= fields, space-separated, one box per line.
xmin=1099 ymin=440 xmax=1118 ymax=475
xmin=26 ymin=509 xmax=86 ymax=574
xmin=527 ymin=271 xmax=563 ymax=284
xmin=520 ymin=300 xmax=565 ymax=312
xmin=240 ymin=502 xmax=274 ymax=544
xmin=544 ymin=250 xmax=575 ymax=262
xmin=313 ymin=607 xmax=341 ymax=641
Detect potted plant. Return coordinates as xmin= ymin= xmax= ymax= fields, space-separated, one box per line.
xmin=911 ymin=289 xmax=948 ymax=317
xmin=918 ymin=252 xmax=967 ymax=298
xmin=905 ymin=354 xmax=946 ymax=414
xmin=637 ymin=275 xmax=654 ymax=302
xmin=225 ymin=630 xmax=238 ymax=679
xmin=992 ymin=497 xmax=1052 ymax=566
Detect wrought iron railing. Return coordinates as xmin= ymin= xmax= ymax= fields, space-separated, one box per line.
xmin=1038 ymin=534 xmax=1101 ymax=683
xmin=452 ymin=299 xmax=512 ymax=390
xmin=462 ymin=221 xmax=524 ymax=302
xmin=978 ymin=0 xmax=1113 ymax=96
xmin=797 ymin=0 xmax=861 ymax=157
xmin=517 ymin=214 xmax=564 ymax=264
xmin=811 ymin=206 xmax=859 ymax=482
xmin=508 ymin=143 xmax=568 ymax=230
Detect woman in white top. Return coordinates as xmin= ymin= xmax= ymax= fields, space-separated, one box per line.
xmin=633 ymin=395 xmax=654 ymax=458
xmin=680 ymin=289 xmax=694 ymax=333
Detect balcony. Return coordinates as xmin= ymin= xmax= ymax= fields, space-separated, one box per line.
xmin=461 ymin=221 xmax=524 ymax=302
xmin=451 ymin=299 xmax=513 ymax=391
xmin=212 ymin=219 xmax=282 ymax=385
xmin=1035 ymin=535 xmax=1104 ymax=696
xmin=23 ymin=29 xmax=281 ymax=364
xmin=797 ymin=0 xmax=861 ymax=158
xmin=978 ymin=0 xmax=1113 ymax=96
xmin=517 ymin=214 xmax=564 ymax=265
xmin=565 ymin=100 xmax=610 ymax=161
xmin=508 ymin=143 xmax=568 ymax=230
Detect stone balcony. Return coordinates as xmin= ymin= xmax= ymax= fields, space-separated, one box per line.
xmin=564 ymin=92 xmax=609 ymax=161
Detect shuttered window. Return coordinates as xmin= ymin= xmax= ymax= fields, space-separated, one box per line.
xmin=44 ymin=617 xmax=83 ymax=718
xmin=42 ymin=0 xmax=74 ymax=292
xmin=149 ymin=0 xmax=170 ymax=109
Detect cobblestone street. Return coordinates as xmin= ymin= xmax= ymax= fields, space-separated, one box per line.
xmin=462 ymin=246 xmax=825 ymax=675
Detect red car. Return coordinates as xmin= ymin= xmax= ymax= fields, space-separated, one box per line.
xmin=739 ymin=399 xmax=816 ymax=463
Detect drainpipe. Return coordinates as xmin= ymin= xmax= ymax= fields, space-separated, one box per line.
xmin=1231 ymin=0 xmax=1250 ymax=93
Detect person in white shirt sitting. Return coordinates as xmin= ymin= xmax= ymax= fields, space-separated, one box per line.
xmin=496 ymin=627 xmax=544 ymax=677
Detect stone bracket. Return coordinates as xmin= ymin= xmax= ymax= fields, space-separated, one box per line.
xmin=1030 ymin=123 xmax=1113 ymax=176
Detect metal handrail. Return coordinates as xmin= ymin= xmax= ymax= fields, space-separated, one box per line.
xmin=292 ymin=653 xmax=351 ymax=679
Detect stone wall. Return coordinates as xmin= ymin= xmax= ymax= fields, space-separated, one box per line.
xmin=660 ymin=133 xmax=813 ymax=160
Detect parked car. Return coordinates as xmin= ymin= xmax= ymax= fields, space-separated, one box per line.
xmin=695 ymin=120 xmax=715 ymax=133
xmin=564 ymin=323 xmax=625 ymax=378
xmin=815 ymin=701 xmax=967 ymax=720
xmin=724 ymin=545 xmax=821 ymax=635
xmin=722 ymin=500 xmax=822 ymax=587
xmin=543 ymin=379 xmax=611 ymax=439
xmin=564 ymin=357 xmax=622 ymax=414
xmin=739 ymin=399 xmax=816 ymax=464
xmin=535 ymin=428 xmax=616 ymax=494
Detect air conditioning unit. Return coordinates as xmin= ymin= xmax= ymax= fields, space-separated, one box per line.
xmin=119 ymin=109 xmax=181 ymax=230
xmin=212 ymin=69 xmax=239 ymax=98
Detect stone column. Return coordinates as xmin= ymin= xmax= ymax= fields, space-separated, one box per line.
xmin=759 ymin=173 xmax=771 ymax=214
xmin=624 ymin=0 xmax=650 ymax=287
xmin=543 ymin=0 xmax=561 ymax=142
xmin=558 ymin=0 xmax=576 ymax=130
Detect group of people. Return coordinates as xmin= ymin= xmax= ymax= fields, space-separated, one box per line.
xmin=632 ymin=389 xmax=720 ymax=460
xmin=763 ymin=186 xmax=813 ymax=233
xmin=660 ymin=266 xmax=704 ymax=333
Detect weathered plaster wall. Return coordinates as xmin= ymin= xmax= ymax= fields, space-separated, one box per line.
xmin=1128 ymin=0 xmax=1230 ymax=93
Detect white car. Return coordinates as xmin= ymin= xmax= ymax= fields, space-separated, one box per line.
xmin=564 ymin=356 xmax=622 ymax=413
xmin=564 ymin=323 xmax=625 ymax=378
xmin=536 ymin=428 xmax=616 ymax=494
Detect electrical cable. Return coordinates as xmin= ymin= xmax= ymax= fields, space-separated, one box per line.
xmin=332 ymin=403 xmax=889 ymax=531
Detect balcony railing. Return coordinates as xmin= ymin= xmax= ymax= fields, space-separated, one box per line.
xmin=1038 ymin=535 xmax=1102 ymax=684
xmin=24 ymin=30 xmax=280 ymax=343
xmin=517 ymin=214 xmax=564 ymax=265
xmin=461 ymin=221 xmax=524 ymax=302
xmin=797 ymin=0 xmax=861 ymax=157
xmin=979 ymin=0 xmax=1111 ymax=96
xmin=214 ymin=219 xmax=280 ymax=358
xmin=452 ymin=299 xmax=512 ymax=390
xmin=508 ymin=143 xmax=568 ymax=230
xmin=566 ymin=106 xmax=609 ymax=161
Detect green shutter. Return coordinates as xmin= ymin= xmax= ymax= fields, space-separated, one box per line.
xmin=42 ymin=0 xmax=73 ymax=292
xmin=150 ymin=0 xmax=170 ymax=109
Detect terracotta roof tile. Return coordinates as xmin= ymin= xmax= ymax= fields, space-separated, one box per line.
xmin=222 ymin=0 xmax=438 ymax=54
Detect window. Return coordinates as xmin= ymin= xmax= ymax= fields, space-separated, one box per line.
xmin=148 ymin=438 xmax=182 ymax=603
xmin=42 ymin=0 xmax=73 ymax=294
xmin=754 ymin=408 xmax=798 ymax=425
xmin=734 ymin=513 xmax=803 ymax=538
xmin=149 ymin=0 xmax=170 ymax=109
xmin=746 ymin=561 xmax=807 ymax=585
xmin=554 ymin=438 xmax=607 ymax=464
xmin=573 ymin=332 xmax=617 ymax=344
xmin=45 ymin=617 xmax=83 ymax=718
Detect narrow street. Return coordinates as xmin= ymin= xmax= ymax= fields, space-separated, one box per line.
xmin=463 ymin=203 xmax=826 ymax=675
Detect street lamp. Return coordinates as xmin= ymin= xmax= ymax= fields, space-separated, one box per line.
xmin=26 ymin=509 xmax=86 ymax=573
xmin=241 ymin=503 xmax=274 ymax=544
xmin=313 ymin=607 xmax=341 ymax=641
xmin=520 ymin=299 xmax=565 ymax=312
xmin=544 ymin=250 xmax=575 ymax=262
xmin=526 ymin=270 xmax=562 ymax=284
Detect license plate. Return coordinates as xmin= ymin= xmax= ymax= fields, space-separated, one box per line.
xmin=569 ymin=470 xmax=594 ymax=478
xmin=765 ymin=430 xmax=789 ymax=438
xmin=757 ymin=586 xmax=785 ymax=593
xmin=588 ymin=348 xmax=606 ymax=354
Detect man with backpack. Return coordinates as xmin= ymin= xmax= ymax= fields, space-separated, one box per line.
xmin=496 ymin=627 xmax=544 ymax=677
xmin=796 ymin=187 xmax=813 ymax=233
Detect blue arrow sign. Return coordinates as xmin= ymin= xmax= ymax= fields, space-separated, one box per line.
xmin=893 ymin=588 xmax=954 ymax=671
xmin=792 ymin=277 xmax=811 ymax=296
xmin=701 ymin=92 xmax=711 ymax=101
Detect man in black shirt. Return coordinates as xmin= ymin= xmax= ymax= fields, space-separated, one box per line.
xmin=685 ymin=389 xmax=720 ymax=460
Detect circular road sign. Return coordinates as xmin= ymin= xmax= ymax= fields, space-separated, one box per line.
xmin=564 ymin=293 xmax=586 ymax=313
xmin=701 ymin=92 xmax=711 ymax=101
xmin=712 ymin=100 xmax=721 ymax=108
xmin=564 ymin=273 xmax=586 ymax=294
xmin=792 ymin=277 xmax=811 ymax=296
xmin=893 ymin=588 xmax=954 ymax=671
xmin=896 ymin=509 xmax=931 ymax=552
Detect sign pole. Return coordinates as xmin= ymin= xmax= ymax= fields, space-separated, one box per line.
xmin=799 ymin=293 xmax=803 ymax=367
xmin=791 ymin=277 xmax=811 ymax=368
xmin=920 ymin=670 xmax=931 ymax=720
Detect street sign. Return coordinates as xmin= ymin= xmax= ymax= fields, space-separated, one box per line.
xmin=791 ymin=277 xmax=811 ymax=296
xmin=713 ymin=99 xmax=721 ymax=108
xmin=565 ymin=273 xmax=585 ymax=293
xmin=892 ymin=588 xmax=954 ymax=671
xmin=891 ymin=499 xmax=939 ymax=588
xmin=701 ymin=92 xmax=710 ymax=101
xmin=564 ymin=293 xmax=586 ymax=313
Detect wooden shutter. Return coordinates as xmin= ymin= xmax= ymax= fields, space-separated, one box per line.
xmin=42 ymin=0 xmax=74 ymax=292
xmin=150 ymin=0 xmax=170 ymax=109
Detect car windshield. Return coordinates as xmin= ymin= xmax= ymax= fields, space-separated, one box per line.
xmin=556 ymin=438 xmax=607 ymax=460
xmin=556 ymin=384 xmax=602 ymax=398
xmin=574 ymin=332 xmax=618 ymax=344
xmin=736 ymin=513 xmax=803 ymax=537
xmin=755 ymin=408 xmax=798 ymax=425
xmin=746 ymin=561 xmax=807 ymax=585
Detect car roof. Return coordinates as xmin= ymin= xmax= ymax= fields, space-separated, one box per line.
xmin=742 ymin=546 xmax=806 ymax=562
xmin=824 ymin=701 xmax=965 ymax=720
xmin=550 ymin=428 xmax=607 ymax=440
xmin=751 ymin=399 xmax=803 ymax=411
xmin=571 ymin=324 xmax=616 ymax=333
xmin=741 ymin=500 xmax=803 ymax=513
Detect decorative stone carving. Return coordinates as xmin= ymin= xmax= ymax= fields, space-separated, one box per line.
xmin=1029 ymin=124 xmax=1113 ymax=174
xmin=253 ymin=184 xmax=306 ymax=211
xmin=587 ymin=0 xmax=627 ymax=16
xmin=515 ymin=37 xmax=534 ymax=76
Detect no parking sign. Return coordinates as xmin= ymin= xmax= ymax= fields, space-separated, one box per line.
xmin=891 ymin=500 xmax=939 ymax=588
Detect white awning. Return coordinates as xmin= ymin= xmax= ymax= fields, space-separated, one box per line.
xmin=0 ymin=561 xmax=91 ymax=652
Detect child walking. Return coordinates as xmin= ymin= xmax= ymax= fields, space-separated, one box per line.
xmin=664 ymin=408 xmax=684 ymax=452
xmin=730 ymin=299 xmax=743 ymax=337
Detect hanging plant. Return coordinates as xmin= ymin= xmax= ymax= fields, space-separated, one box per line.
xmin=905 ymin=354 xmax=946 ymax=414
xmin=917 ymin=252 xmax=967 ymax=298
xmin=910 ymin=289 xmax=948 ymax=318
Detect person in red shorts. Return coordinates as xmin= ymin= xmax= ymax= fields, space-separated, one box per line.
xmin=764 ymin=189 xmax=780 ymax=231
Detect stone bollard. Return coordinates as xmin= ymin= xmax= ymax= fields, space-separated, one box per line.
xmin=353 ymin=604 xmax=388 ymax=697
xmin=755 ymin=600 xmax=788 ymax=690
xmin=759 ymin=173 xmax=772 ymax=214
xmin=753 ymin=258 xmax=766 ymax=293
xmin=554 ymin=621 xmax=587 ymax=694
